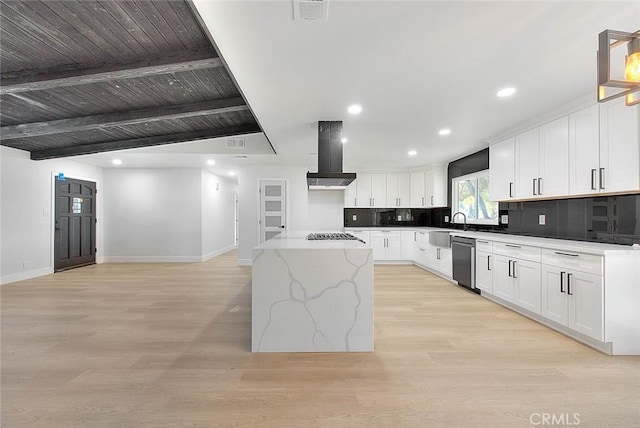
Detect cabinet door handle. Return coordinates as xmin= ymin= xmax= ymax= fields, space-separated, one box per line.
xmin=560 ymin=271 xmax=566 ymax=293
xmin=431 ymin=196 xmax=434 ymax=206
xmin=590 ymin=169 xmax=597 ymax=190
xmin=437 ymin=248 xmax=440 ymax=259
xmin=487 ymin=255 xmax=491 ymax=271
xmin=477 ymin=240 xmax=489 ymax=244
xmin=505 ymin=244 xmax=521 ymax=248
xmin=508 ymin=260 xmax=512 ymax=277
xmin=567 ymin=273 xmax=573 ymax=295
xmin=509 ymin=182 xmax=513 ymax=198
xmin=538 ymin=177 xmax=542 ymax=195
xmin=533 ymin=178 xmax=537 ymax=195
xmin=599 ymin=168 xmax=605 ymax=190
xmin=354 ymin=198 xmax=357 ymax=206
xmin=554 ymin=251 xmax=579 ymax=257
xmin=414 ymin=232 xmax=417 ymax=241
xmin=422 ymin=196 xmax=425 ymax=206
xmin=512 ymin=261 xmax=517 ymax=278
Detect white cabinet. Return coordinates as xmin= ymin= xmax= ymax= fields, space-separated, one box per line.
xmin=599 ymin=97 xmax=640 ymax=193
xmin=491 ymin=243 xmax=541 ymax=314
xmin=370 ymin=231 xmax=401 ymax=260
xmin=401 ymin=230 xmax=417 ymax=261
xmin=425 ymin=165 xmax=448 ymax=207
xmin=386 ymin=173 xmax=410 ymax=207
xmin=569 ymin=104 xmax=600 ymax=196
xmin=344 ymin=181 xmax=357 ymax=207
xmin=355 ymin=173 xmax=372 ymax=207
xmin=515 ymin=128 xmax=540 ymax=199
xmin=476 ymin=252 xmax=493 ymax=294
xmin=410 ymin=172 xmax=426 ymax=207
xmin=541 ymin=266 xmax=603 ymax=341
xmin=355 ymin=173 xmax=386 ymax=207
xmin=428 ymin=245 xmax=452 ymax=277
xmin=538 ymin=117 xmax=570 ymax=198
xmin=489 ymin=137 xmax=516 ymax=201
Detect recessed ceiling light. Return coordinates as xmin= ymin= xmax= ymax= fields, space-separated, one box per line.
xmin=408 ymin=150 xmax=417 ymax=156
xmin=341 ymin=137 xmax=348 ymax=144
xmin=112 ymin=159 xmax=122 ymax=165
xmin=229 ymin=171 xmax=236 ymax=176
xmin=438 ymin=129 xmax=451 ymax=136
xmin=347 ymin=104 xmax=362 ymax=115
xmin=206 ymin=159 xmax=215 ymax=166
xmin=497 ymin=87 xmax=516 ymax=98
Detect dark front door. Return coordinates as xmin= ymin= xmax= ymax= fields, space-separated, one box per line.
xmin=55 ymin=177 xmax=97 ymax=271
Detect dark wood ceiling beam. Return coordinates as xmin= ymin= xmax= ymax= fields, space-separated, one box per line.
xmin=29 ymin=124 xmax=262 ymax=160
xmin=0 ymin=49 xmax=223 ymax=95
xmin=1 ymin=97 xmax=248 ymax=140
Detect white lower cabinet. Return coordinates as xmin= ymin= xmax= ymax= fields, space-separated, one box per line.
xmin=491 ymin=254 xmax=541 ymax=314
xmin=401 ymin=231 xmax=417 ymax=261
xmin=428 ymin=245 xmax=452 ymax=276
xmin=370 ymin=231 xmax=402 ymax=261
xmin=475 ymin=250 xmax=493 ymax=294
xmin=541 ymin=265 xmax=603 ymax=341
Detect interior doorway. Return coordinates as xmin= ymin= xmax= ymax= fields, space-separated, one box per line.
xmin=259 ymin=180 xmax=286 ymax=243
xmin=54 ymin=177 xmax=97 ymax=271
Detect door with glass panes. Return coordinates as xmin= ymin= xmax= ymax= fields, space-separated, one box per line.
xmin=259 ymin=180 xmax=286 ymax=242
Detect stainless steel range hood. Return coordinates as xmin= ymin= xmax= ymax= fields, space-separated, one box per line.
xmin=307 ymin=121 xmax=356 ymax=190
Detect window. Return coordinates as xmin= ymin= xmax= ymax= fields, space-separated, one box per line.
xmin=452 ymin=170 xmax=498 ymax=225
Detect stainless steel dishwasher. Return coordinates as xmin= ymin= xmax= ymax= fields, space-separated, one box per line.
xmin=451 ymin=236 xmax=477 ymax=292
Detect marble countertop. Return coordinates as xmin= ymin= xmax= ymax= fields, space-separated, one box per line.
xmin=254 ymin=231 xmax=370 ymax=250
xmin=344 ymin=227 xmax=639 ymax=255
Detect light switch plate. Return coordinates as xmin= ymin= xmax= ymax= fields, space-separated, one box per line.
xmin=352 ymin=215 xmax=357 ymax=221
xmin=444 ymin=216 xmax=450 ymax=223
xmin=539 ymin=214 xmax=546 ymax=225
xmin=501 ymin=215 xmax=509 ymax=224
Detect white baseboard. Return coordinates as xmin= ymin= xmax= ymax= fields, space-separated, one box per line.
xmin=201 ymin=245 xmax=235 ymax=262
xmin=101 ymin=255 xmax=203 ymax=263
xmin=1 ymin=267 xmax=54 ymax=286
xmin=237 ymin=258 xmax=252 ymax=266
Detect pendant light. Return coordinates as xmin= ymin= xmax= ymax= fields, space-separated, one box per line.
xmin=597 ymin=29 xmax=640 ymax=106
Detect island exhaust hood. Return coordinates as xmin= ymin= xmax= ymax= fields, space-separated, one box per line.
xmin=307 ymin=121 xmax=356 ymax=190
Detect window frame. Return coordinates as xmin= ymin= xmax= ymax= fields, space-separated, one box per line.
xmin=451 ymin=169 xmax=498 ymax=226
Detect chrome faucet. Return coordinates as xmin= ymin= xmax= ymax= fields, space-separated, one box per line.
xmin=452 ymin=211 xmax=468 ymax=231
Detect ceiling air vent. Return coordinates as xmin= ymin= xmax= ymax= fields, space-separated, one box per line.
xmin=293 ymin=0 xmax=328 ymax=22
xmin=226 ymin=138 xmax=245 ymax=149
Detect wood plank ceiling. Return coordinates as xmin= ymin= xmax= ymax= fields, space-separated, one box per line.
xmin=0 ymin=0 xmax=266 ymax=160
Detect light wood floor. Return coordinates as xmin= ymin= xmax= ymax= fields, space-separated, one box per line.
xmin=1 ymin=250 xmax=639 ymax=427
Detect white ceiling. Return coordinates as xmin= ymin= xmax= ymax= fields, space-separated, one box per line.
xmin=76 ymin=0 xmax=640 ymax=173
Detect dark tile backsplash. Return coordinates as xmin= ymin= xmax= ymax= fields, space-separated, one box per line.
xmin=344 ymin=194 xmax=640 ymax=245
xmin=499 ymin=195 xmax=640 ymax=245
xmin=344 ymin=207 xmax=452 ymax=228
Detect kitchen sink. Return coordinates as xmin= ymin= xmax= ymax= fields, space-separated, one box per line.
xmin=429 ymin=231 xmax=451 ymax=248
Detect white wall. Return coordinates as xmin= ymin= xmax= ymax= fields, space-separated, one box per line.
xmin=0 ymin=146 xmax=104 ymax=285
xmin=102 ymin=168 xmax=202 ymax=261
xmin=236 ymin=165 xmax=344 ymax=265
xmin=102 ymin=168 xmax=236 ymax=262
xmin=201 ymin=170 xmax=236 ymax=259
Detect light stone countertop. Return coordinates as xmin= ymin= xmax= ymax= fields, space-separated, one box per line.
xmin=254 ymin=231 xmax=370 ymax=250
xmin=344 ymin=227 xmax=639 ymax=255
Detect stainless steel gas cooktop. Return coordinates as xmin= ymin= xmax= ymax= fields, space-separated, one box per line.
xmin=306 ymin=232 xmax=360 ymax=241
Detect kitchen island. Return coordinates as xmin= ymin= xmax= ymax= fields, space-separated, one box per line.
xmin=251 ymin=232 xmax=373 ymax=352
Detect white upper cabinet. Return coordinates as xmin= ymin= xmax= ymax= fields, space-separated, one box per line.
xmin=355 ymin=173 xmax=372 ymax=207
xmin=371 ymin=174 xmax=386 ymax=207
xmin=386 ymin=173 xmax=410 ymax=207
xmin=410 ymin=171 xmax=426 ymax=207
xmin=489 ymin=137 xmax=516 ymax=201
xmin=515 ymin=128 xmax=540 ymax=199
xmin=599 ymin=97 xmax=640 ymax=193
xmin=425 ymin=165 xmax=448 ymax=207
xmin=344 ymin=180 xmax=357 ymax=207
xmin=355 ymin=173 xmax=386 ymax=207
xmin=538 ymin=116 xmax=570 ymax=198
xmin=569 ymin=104 xmax=600 ymax=196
